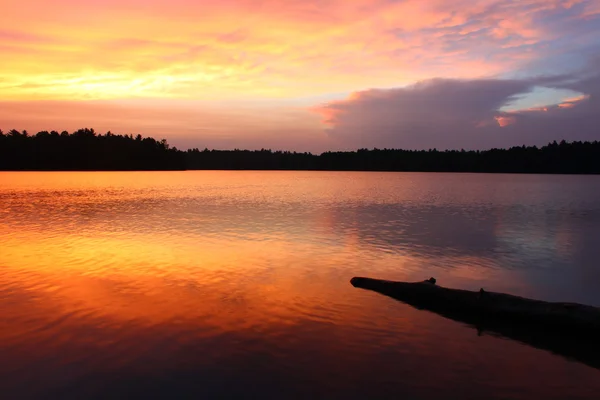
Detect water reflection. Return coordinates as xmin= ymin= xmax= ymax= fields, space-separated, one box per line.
xmin=1 ymin=171 xmax=600 ymax=399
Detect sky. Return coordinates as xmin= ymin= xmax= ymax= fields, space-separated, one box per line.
xmin=1 ymin=0 xmax=599 ymax=152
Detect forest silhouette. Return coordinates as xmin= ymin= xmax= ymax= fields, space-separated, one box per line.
xmin=1 ymin=128 xmax=599 ymax=173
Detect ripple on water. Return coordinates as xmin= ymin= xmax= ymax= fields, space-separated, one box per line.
xmin=2 ymin=171 xmax=600 ymax=399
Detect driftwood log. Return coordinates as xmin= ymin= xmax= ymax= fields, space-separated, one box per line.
xmin=351 ymin=276 xmax=600 ymax=370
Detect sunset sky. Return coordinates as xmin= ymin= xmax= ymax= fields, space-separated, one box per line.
xmin=1 ymin=0 xmax=599 ymax=151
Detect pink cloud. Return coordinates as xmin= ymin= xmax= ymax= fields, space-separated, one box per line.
xmin=495 ymin=116 xmax=516 ymax=127
xmin=312 ymin=61 xmax=600 ymax=150
xmin=582 ymin=1 xmax=600 ymax=17
xmin=2 ymin=0 xmax=597 ymax=102
xmin=0 ymin=29 xmax=48 ymax=43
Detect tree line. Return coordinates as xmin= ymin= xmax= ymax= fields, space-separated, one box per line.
xmin=1 ymin=128 xmax=599 ymax=174
xmin=0 ymin=128 xmax=184 ymax=170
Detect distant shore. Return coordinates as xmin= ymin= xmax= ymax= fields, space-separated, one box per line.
xmin=2 ymin=128 xmax=599 ymax=174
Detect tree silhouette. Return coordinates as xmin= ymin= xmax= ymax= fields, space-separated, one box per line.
xmin=1 ymin=128 xmax=599 ymax=173
xmin=0 ymin=128 xmax=184 ymax=170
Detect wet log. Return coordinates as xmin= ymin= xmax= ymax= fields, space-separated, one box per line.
xmin=351 ymin=276 xmax=600 ymax=370
xmin=350 ymin=277 xmax=600 ymax=332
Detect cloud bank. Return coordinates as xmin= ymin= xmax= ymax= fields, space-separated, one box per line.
xmin=314 ymin=62 xmax=600 ymax=150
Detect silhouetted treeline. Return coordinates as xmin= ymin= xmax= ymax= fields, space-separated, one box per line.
xmin=0 ymin=129 xmax=184 ymax=170
xmin=2 ymin=128 xmax=600 ymax=173
xmin=185 ymin=140 xmax=600 ymax=174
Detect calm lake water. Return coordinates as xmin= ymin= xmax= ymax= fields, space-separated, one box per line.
xmin=1 ymin=171 xmax=600 ymax=399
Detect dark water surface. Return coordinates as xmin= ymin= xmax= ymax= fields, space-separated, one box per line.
xmin=1 ymin=171 xmax=600 ymax=399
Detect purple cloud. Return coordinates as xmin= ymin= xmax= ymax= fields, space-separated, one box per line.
xmin=315 ymin=61 xmax=600 ymax=150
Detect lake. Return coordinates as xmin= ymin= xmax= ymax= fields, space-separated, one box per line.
xmin=1 ymin=171 xmax=600 ymax=399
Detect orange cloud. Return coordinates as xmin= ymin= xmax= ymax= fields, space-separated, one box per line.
xmin=1 ymin=0 xmax=594 ymax=102
xmin=558 ymin=102 xmax=576 ymax=108
xmin=495 ymin=115 xmax=517 ymax=127
xmin=558 ymin=94 xmax=591 ymax=108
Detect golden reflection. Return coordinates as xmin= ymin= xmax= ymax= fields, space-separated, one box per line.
xmin=0 ymin=209 xmax=528 ymax=333
xmin=2 ymin=171 xmax=600 ymax=399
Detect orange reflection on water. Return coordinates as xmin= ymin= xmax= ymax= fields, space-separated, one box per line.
xmin=2 ymin=171 xmax=600 ymax=399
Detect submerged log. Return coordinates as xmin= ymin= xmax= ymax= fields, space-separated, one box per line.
xmin=351 ymin=276 xmax=600 ymax=370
